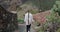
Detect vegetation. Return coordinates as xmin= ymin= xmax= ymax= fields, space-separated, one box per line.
xmin=37 ymin=0 xmax=60 ymax=32
xmin=18 ymin=18 xmax=24 ymax=24
xmin=1 ymin=0 xmax=60 ymax=32
xmin=29 ymin=0 xmax=56 ymax=11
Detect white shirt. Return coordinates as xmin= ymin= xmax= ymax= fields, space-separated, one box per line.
xmin=24 ymin=12 xmax=34 ymax=25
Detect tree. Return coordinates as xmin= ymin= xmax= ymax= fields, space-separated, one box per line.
xmin=38 ymin=0 xmax=60 ymax=32
xmin=30 ymin=0 xmax=56 ymax=11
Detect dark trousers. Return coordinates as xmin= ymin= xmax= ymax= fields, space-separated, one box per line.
xmin=26 ymin=24 xmax=31 ymax=32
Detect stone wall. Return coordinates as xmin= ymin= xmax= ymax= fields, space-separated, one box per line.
xmin=0 ymin=5 xmax=18 ymax=32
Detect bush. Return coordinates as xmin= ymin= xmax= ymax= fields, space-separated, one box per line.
xmin=56 ymin=28 xmax=60 ymax=32
xmin=17 ymin=18 xmax=24 ymax=24
xmin=36 ymin=0 xmax=60 ymax=32
xmin=30 ymin=10 xmax=38 ymax=14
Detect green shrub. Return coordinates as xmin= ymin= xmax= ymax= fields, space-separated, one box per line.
xmin=56 ymin=28 xmax=60 ymax=32
xmin=30 ymin=10 xmax=38 ymax=14
xmin=38 ymin=1 xmax=60 ymax=32
xmin=17 ymin=18 xmax=24 ymax=24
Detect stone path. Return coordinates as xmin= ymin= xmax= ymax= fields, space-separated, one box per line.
xmin=18 ymin=24 xmax=26 ymax=32
xmin=18 ymin=24 xmax=36 ymax=32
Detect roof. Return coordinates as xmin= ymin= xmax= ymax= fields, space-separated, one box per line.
xmin=33 ymin=10 xmax=51 ymax=24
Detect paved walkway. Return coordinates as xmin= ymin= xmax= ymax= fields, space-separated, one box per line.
xmin=18 ymin=24 xmax=36 ymax=32
xmin=18 ymin=24 xmax=26 ymax=32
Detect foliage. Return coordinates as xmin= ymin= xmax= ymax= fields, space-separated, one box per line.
xmin=56 ymin=28 xmax=60 ymax=32
xmin=45 ymin=0 xmax=60 ymax=32
xmin=38 ymin=0 xmax=60 ymax=32
xmin=17 ymin=18 xmax=24 ymax=24
xmin=46 ymin=0 xmax=60 ymax=23
xmin=30 ymin=0 xmax=56 ymax=11
xmin=30 ymin=10 xmax=38 ymax=14
xmin=48 ymin=0 xmax=60 ymax=26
